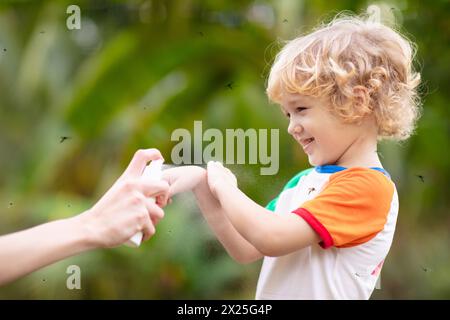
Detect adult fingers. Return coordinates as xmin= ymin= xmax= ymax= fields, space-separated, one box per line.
xmin=148 ymin=200 xmax=165 ymax=222
xmin=143 ymin=201 xmax=165 ymax=239
xmin=140 ymin=212 xmax=156 ymax=242
xmin=123 ymin=149 xmax=163 ymax=178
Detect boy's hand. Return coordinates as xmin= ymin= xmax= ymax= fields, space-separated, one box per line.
xmin=78 ymin=149 xmax=170 ymax=248
xmin=162 ymin=166 xmax=206 ymax=198
xmin=207 ymin=161 xmax=237 ymax=198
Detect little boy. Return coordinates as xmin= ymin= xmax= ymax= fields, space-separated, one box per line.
xmin=163 ymin=14 xmax=421 ymax=299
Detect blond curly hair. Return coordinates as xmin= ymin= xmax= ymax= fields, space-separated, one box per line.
xmin=266 ymin=14 xmax=422 ymax=141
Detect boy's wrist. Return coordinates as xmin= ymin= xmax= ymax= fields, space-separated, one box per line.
xmin=183 ymin=166 xmax=207 ymax=193
xmin=212 ymin=178 xmax=237 ymax=202
xmin=193 ymin=167 xmax=208 ymax=194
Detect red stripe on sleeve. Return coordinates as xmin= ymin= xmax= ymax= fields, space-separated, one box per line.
xmin=292 ymin=208 xmax=334 ymax=249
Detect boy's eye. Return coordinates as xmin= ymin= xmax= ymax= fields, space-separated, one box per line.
xmin=296 ymin=107 xmax=307 ymax=112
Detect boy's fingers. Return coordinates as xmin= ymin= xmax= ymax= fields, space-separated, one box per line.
xmin=161 ymin=167 xmax=185 ymax=185
xmin=139 ymin=180 xmax=170 ymax=198
xmin=155 ymin=193 xmax=169 ymax=208
xmin=123 ymin=149 xmax=163 ymax=178
xmin=215 ymin=161 xmax=225 ymax=168
xmin=168 ymin=185 xmax=177 ymax=198
xmin=207 ymin=160 xmax=219 ymax=167
xmin=167 ymin=178 xmax=195 ymax=197
xmin=207 ymin=161 xmax=218 ymax=174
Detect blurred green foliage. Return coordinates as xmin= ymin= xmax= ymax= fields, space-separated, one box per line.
xmin=0 ymin=0 xmax=449 ymax=299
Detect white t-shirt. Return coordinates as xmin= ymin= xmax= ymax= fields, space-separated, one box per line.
xmin=256 ymin=165 xmax=398 ymax=300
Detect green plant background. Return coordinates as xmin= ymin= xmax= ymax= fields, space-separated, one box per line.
xmin=0 ymin=0 xmax=449 ymax=299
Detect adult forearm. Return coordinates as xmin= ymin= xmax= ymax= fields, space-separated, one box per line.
xmin=0 ymin=215 xmax=94 ymax=285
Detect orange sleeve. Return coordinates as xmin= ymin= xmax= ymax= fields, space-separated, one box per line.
xmin=293 ymin=168 xmax=394 ymax=249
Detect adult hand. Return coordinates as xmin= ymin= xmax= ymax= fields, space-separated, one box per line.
xmin=77 ymin=149 xmax=170 ymax=248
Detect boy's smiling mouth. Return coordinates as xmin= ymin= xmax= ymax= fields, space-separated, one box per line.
xmin=299 ymin=137 xmax=315 ymax=151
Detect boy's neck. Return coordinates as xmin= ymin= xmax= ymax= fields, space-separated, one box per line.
xmin=332 ymin=158 xmax=383 ymax=168
xmin=333 ymin=137 xmax=383 ymax=168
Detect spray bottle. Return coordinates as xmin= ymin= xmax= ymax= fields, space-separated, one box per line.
xmin=125 ymin=159 xmax=164 ymax=247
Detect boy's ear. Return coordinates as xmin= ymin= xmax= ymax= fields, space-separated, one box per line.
xmin=352 ymin=86 xmax=372 ymax=115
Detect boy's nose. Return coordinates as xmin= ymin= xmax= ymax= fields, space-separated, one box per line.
xmin=288 ymin=121 xmax=302 ymax=136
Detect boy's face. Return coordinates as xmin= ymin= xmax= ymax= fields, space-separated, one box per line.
xmin=280 ymin=93 xmax=372 ymax=167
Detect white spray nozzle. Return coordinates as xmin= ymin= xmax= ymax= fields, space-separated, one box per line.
xmin=126 ymin=159 xmax=164 ymax=248
xmin=142 ymin=159 xmax=164 ymax=181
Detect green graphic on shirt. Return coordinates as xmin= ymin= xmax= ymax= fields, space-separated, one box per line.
xmin=265 ymin=168 xmax=313 ymax=212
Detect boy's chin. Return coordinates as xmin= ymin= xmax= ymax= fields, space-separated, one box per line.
xmin=307 ymin=156 xmax=319 ymax=167
xmin=307 ymin=155 xmax=328 ymax=167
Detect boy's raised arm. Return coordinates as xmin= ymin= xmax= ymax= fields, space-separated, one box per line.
xmin=207 ymin=162 xmax=321 ymax=257
xmin=163 ymin=166 xmax=263 ymax=264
